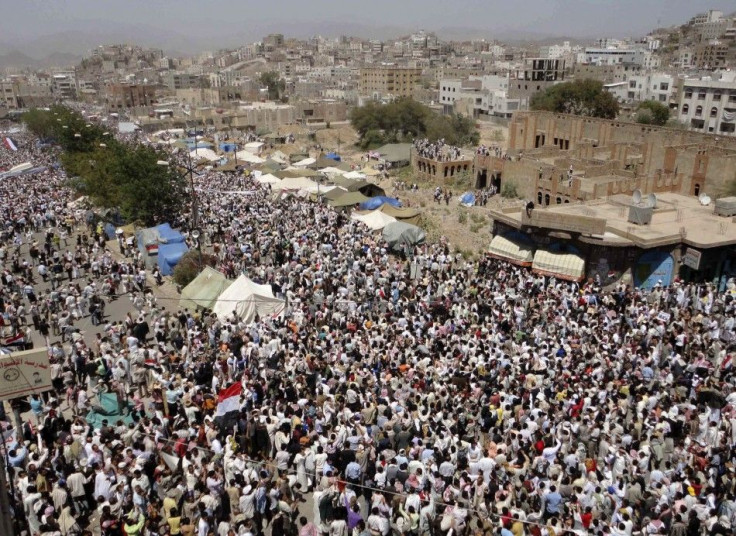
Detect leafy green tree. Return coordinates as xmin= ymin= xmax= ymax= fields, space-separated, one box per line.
xmin=173 ymin=250 xmax=218 ymax=287
xmin=350 ymin=98 xmax=478 ymax=148
xmin=23 ymin=106 xmax=185 ymax=226
xmin=530 ymin=79 xmax=620 ymax=119
xmin=112 ymin=144 xmax=186 ymax=225
xmin=636 ymin=101 xmax=670 ymax=126
xmin=259 ymin=71 xmax=285 ymax=101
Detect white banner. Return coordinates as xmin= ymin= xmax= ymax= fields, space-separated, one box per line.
xmin=0 ymin=347 xmax=51 ymax=401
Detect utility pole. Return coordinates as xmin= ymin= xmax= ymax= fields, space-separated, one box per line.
xmin=0 ymin=422 xmax=14 ymax=536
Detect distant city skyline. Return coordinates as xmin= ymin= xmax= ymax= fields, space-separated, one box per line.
xmin=0 ymin=0 xmax=734 ymax=58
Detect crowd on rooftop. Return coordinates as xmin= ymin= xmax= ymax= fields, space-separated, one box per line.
xmin=413 ymin=140 xmax=462 ymax=162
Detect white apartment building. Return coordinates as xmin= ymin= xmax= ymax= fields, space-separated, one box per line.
xmin=439 ymin=75 xmax=521 ymax=118
xmin=626 ymin=74 xmax=675 ymax=103
xmin=580 ymin=47 xmax=647 ymax=66
xmin=678 ymin=48 xmax=694 ymax=69
xmin=678 ymin=73 xmax=736 ymax=136
xmin=690 ymin=10 xmax=723 ymax=26
xmin=539 ymin=42 xmax=572 ymax=59
xmin=604 ymin=73 xmax=675 ymax=104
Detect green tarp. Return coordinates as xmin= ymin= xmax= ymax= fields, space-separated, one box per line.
xmin=382 ymin=221 xmax=426 ymax=252
xmin=86 ymin=393 xmax=135 ymax=429
xmin=180 ymin=267 xmax=232 ymax=311
xmin=379 ymin=204 xmax=422 ymax=225
xmin=376 ymin=143 xmax=412 ymax=164
xmin=329 ymin=191 xmax=370 ymax=208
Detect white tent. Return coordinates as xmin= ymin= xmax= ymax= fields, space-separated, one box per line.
xmin=319 ymin=166 xmax=345 ymax=176
xmin=343 ymin=171 xmax=366 ymax=180
xmin=269 ymin=150 xmax=288 ymax=164
xmin=190 ymin=149 xmax=220 ymax=162
xmin=351 ymin=209 xmax=397 ymax=231
xmin=273 ymin=177 xmax=318 ymax=191
xmin=257 ymin=173 xmax=282 ymax=185
xmin=243 ymin=141 xmax=265 ymax=154
xmin=212 ymin=274 xmax=285 ymax=323
xmin=292 ymin=157 xmax=316 ymax=168
xmin=235 ymin=150 xmax=266 ymax=164
xmin=303 ymin=185 xmax=338 ymax=195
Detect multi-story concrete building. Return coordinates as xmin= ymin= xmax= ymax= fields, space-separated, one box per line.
xmin=678 ymin=73 xmax=736 ymax=135
xmin=0 ymin=81 xmax=18 ymax=109
xmin=163 ymin=72 xmax=201 ymax=91
xmin=105 ymin=84 xmax=158 ymax=110
xmin=579 ymin=47 xmax=650 ymax=66
xmin=689 ymin=10 xmax=723 ymax=26
xmin=359 ymin=65 xmax=422 ymax=100
xmin=607 ymin=73 xmax=676 ymax=104
xmin=263 ymin=34 xmax=284 ymax=52
xmin=692 ymin=43 xmax=729 ymax=69
xmin=439 ymin=75 xmax=520 ymax=118
xmin=539 ymin=42 xmax=573 ymax=60
xmin=573 ymin=63 xmax=643 ymax=84
xmin=509 ymin=58 xmax=565 ymax=102
xmin=51 ymin=71 xmax=77 ymax=100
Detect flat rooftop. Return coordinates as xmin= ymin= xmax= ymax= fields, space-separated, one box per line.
xmin=490 ymin=192 xmax=736 ymax=249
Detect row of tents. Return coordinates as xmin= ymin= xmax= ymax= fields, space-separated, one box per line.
xmin=180 ymin=268 xmax=285 ymax=322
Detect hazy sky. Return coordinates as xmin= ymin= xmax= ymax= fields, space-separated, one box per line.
xmin=1 ymin=0 xmax=734 ymax=54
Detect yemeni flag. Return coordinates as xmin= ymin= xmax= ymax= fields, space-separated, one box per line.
xmin=215 ymin=382 xmax=243 ymax=422
xmin=4 ymin=137 xmax=17 ymax=151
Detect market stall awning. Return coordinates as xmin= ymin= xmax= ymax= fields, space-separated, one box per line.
xmin=532 ymin=249 xmax=585 ymax=281
xmin=488 ymin=235 xmax=534 ymax=266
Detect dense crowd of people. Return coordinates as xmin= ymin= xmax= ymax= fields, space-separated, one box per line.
xmin=0 ymin=118 xmax=735 ymax=536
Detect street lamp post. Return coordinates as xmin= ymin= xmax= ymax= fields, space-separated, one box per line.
xmin=158 ymin=154 xmax=198 ymax=230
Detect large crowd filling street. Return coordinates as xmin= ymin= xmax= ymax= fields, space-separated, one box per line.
xmin=0 ymin=118 xmax=735 ymax=536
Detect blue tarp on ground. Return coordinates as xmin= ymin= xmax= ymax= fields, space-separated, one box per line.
xmin=85 ymin=393 xmax=134 ymax=429
xmin=325 ymin=152 xmax=341 ymax=161
xmin=359 ymin=196 xmax=402 ymax=210
xmin=460 ymin=192 xmax=476 ymax=207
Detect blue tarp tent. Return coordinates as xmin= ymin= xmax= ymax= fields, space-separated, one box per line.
xmin=460 ymin=192 xmax=476 ymax=207
xmin=359 ymin=196 xmax=402 ymax=210
xmin=104 ymin=223 xmax=116 ymax=240
xmin=136 ymin=223 xmax=188 ymax=276
xmin=155 ymin=223 xmax=186 ymax=244
xmin=220 ymin=143 xmax=238 ymax=153
xmin=325 ymin=152 xmax=341 ymax=161
xmin=159 ymin=241 xmax=189 ymax=276
xmin=155 ymin=224 xmax=188 ymax=276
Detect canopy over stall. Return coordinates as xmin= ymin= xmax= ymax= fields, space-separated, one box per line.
xmin=532 ymin=249 xmax=586 ymax=281
xmin=488 ymin=234 xmax=534 ymax=267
